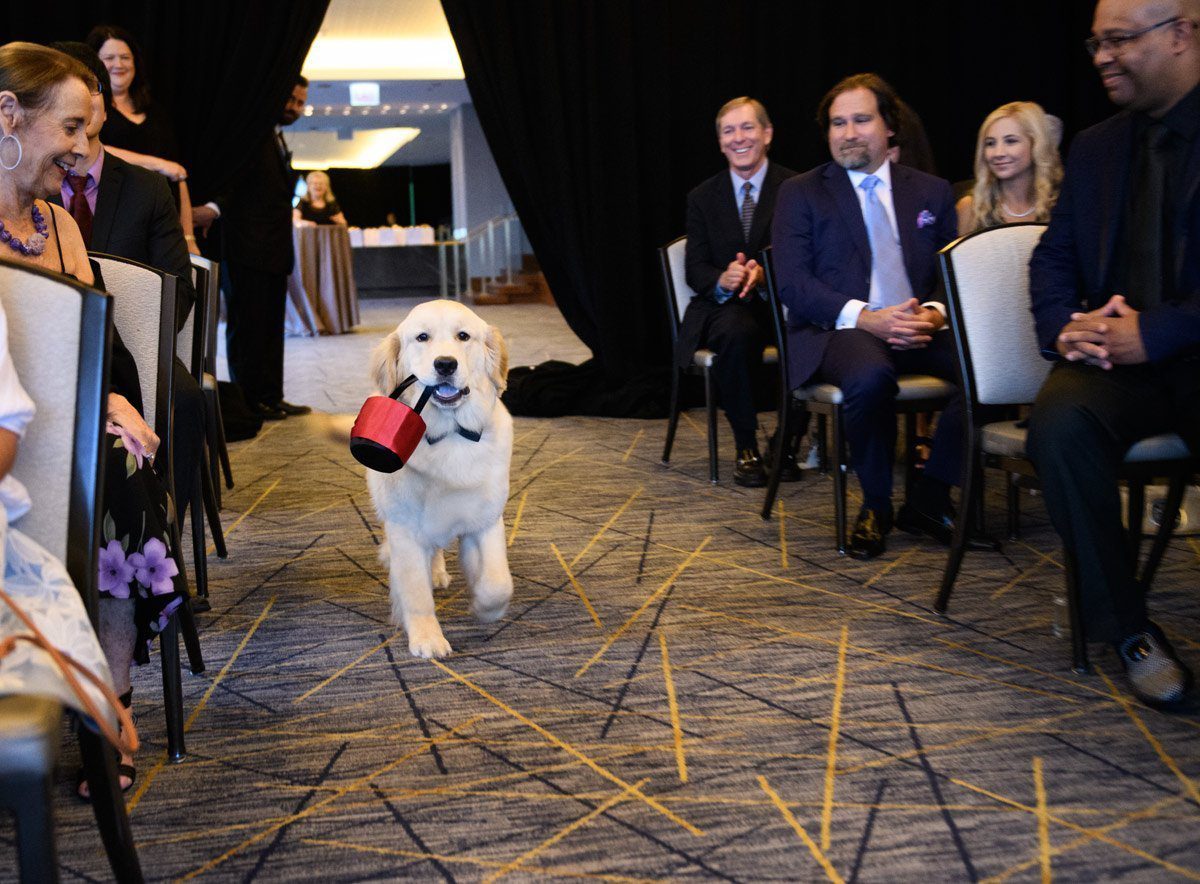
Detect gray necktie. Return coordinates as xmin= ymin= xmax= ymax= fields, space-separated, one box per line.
xmin=740 ymin=181 xmax=755 ymax=241
xmin=860 ymin=175 xmax=913 ymax=308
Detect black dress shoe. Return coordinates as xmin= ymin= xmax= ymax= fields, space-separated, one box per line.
xmin=265 ymin=399 xmax=312 ymax=416
xmin=733 ymin=448 xmax=768 ymax=487
xmin=252 ymin=401 xmax=287 ymax=421
xmin=896 ymin=501 xmax=955 ymax=545
xmin=848 ymin=506 xmax=891 ymax=559
xmin=1118 ymin=624 xmax=1194 ymax=709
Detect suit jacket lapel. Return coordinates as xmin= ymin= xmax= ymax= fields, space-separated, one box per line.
xmin=890 ymin=164 xmax=919 ymax=285
xmin=824 ymin=164 xmax=870 ymax=267
xmin=1098 ymin=115 xmax=1134 ymax=288
xmin=91 ymin=151 xmax=123 ymax=252
xmin=746 ymin=164 xmax=780 ymax=249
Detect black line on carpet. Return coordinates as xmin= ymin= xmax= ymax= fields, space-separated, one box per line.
xmin=212 ymin=679 xmax=279 ymax=715
xmin=369 ymin=782 xmax=457 ymax=883
xmin=321 ymin=595 xmax=389 ymax=625
xmin=847 ymin=778 xmax=888 ymax=884
xmin=636 ymin=511 xmax=655 ymax=585
xmin=1048 ymin=734 xmax=1200 ymax=810
xmin=244 ymin=741 xmax=348 ymax=882
xmin=333 ymin=545 xmax=388 ymax=590
xmin=423 ymin=715 xmax=738 ymax=881
xmin=892 ymin=683 xmax=977 ymax=882
xmin=599 ymin=582 xmax=676 ymax=740
xmin=350 ymin=496 xmax=380 ymax=546
xmin=518 ymin=434 xmax=549 ymax=471
xmin=383 ymin=637 xmax=448 ymax=775
xmin=202 ymin=533 xmax=326 ymax=631
xmin=317 ymin=452 xmax=368 ymax=481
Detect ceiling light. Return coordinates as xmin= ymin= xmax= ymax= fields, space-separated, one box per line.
xmin=302 ymin=38 xmax=463 ymax=80
xmin=289 ymin=127 xmax=421 ymax=170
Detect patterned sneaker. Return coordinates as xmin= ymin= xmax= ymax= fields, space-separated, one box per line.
xmin=1118 ymin=626 xmax=1193 ymax=708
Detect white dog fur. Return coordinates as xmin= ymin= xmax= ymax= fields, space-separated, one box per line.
xmin=366 ymin=300 xmax=513 ymax=658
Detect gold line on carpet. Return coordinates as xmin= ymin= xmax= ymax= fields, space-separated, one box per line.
xmin=484 ymin=777 xmax=650 ymax=882
xmin=1033 ymin=756 xmax=1052 ymax=884
xmin=658 ymin=631 xmax=687 ymax=783
xmin=294 ymin=630 xmax=404 ymax=703
xmin=621 ymin=429 xmax=644 ymax=462
xmin=679 ymin=411 xmax=706 ymax=439
xmin=552 ymin=542 xmax=604 ymax=629
xmin=575 ymin=536 xmax=712 ymax=679
xmin=1099 ymin=667 xmax=1200 ymax=804
xmin=177 ymin=715 xmax=483 ymax=880
xmin=569 ymin=487 xmax=642 ymax=568
xmin=508 ymin=489 xmax=528 ymax=546
xmin=863 ymin=548 xmax=917 ymax=589
xmin=822 ymin=625 xmax=849 ymax=850
xmin=990 ymin=560 xmax=1047 ymax=601
xmin=431 ymin=658 xmax=704 ymax=836
xmin=208 ymin=476 xmax=282 ymax=554
xmin=777 ymin=500 xmax=788 ymax=568
xmin=758 ymin=776 xmax=845 ymax=883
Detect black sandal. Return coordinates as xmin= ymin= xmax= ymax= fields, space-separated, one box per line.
xmin=76 ymin=690 xmax=136 ymax=800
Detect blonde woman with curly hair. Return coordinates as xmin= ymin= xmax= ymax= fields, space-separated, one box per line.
xmin=956 ymin=101 xmax=1063 ymax=235
xmin=294 ymin=170 xmax=347 ymax=226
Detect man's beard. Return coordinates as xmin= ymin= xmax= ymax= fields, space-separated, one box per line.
xmin=835 ymin=143 xmax=870 ymax=170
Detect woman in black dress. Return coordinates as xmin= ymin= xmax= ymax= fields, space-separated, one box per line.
xmin=294 ymin=170 xmax=348 ymax=225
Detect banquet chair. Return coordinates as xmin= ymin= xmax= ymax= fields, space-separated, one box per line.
xmin=90 ymin=254 xmax=206 ymax=761
xmin=659 ymin=236 xmax=781 ymax=484
xmin=758 ymin=246 xmax=956 ymax=553
xmin=0 ymin=257 xmax=143 ymax=882
xmin=932 ymin=223 xmax=1197 ymax=672
xmin=190 ymin=255 xmax=234 ymax=496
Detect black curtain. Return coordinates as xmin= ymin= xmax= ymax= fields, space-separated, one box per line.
xmin=0 ymin=0 xmax=328 ymax=204
xmin=441 ymin=0 xmax=1110 ymax=417
xmin=325 ymin=165 xmax=452 ymax=230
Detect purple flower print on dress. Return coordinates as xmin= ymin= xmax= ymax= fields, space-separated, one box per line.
xmin=128 ymin=537 xmax=179 ymax=596
xmin=98 ymin=540 xmax=135 ymax=598
xmin=917 ymin=209 xmax=936 ymax=229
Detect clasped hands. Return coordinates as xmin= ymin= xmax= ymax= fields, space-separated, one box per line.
xmin=106 ymin=393 xmax=160 ymax=467
xmin=1055 ymin=294 xmax=1146 ymax=369
xmin=857 ymin=297 xmax=944 ymax=349
xmin=718 ymin=252 xmax=763 ymax=300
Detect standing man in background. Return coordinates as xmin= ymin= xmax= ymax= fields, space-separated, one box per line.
xmin=194 ymin=75 xmax=310 ymax=420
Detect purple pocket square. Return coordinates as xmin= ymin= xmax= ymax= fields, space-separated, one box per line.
xmin=917 ymin=209 xmax=936 ymax=229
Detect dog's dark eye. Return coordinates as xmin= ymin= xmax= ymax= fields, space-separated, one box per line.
xmin=457 ymin=331 xmax=470 ymax=341
xmin=415 ymin=332 xmax=429 ymax=342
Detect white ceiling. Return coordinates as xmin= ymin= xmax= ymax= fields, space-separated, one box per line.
xmin=302 ymin=0 xmax=463 ymax=80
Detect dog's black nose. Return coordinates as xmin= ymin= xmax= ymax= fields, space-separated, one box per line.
xmin=433 ymin=356 xmax=458 ymax=377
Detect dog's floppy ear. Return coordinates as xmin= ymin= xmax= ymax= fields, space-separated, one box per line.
xmin=370 ymin=331 xmax=403 ymax=394
xmin=484 ymin=324 xmax=509 ymax=393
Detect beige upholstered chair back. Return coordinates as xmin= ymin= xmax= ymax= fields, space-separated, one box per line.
xmin=940 ymin=224 xmax=1049 ymax=406
xmin=663 ymin=237 xmax=697 ymax=327
xmin=0 ymin=261 xmax=108 ymax=577
xmin=89 ymin=255 xmax=176 ymax=436
xmin=179 ymin=280 xmax=196 ymax=376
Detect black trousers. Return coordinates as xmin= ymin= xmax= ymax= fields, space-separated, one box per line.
xmin=1026 ymin=359 xmax=1200 ymax=643
xmin=223 ymin=259 xmax=286 ymax=407
xmin=817 ymin=329 xmax=963 ymax=511
xmin=695 ymin=296 xmax=774 ymax=445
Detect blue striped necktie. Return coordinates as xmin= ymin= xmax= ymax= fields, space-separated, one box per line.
xmin=860 ymin=175 xmax=912 ymax=308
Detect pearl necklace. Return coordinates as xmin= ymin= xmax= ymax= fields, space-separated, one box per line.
xmin=1000 ymin=201 xmax=1036 ymax=219
xmin=0 ymin=204 xmax=48 ymax=257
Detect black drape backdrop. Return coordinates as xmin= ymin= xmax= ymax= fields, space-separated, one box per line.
xmin=1 ymin=0 xmax=328 ymax=205
xmin=441 ymin=0 xmax=1111 ymax=417
xmin=325 ymin=165 xmax=452 ymax=230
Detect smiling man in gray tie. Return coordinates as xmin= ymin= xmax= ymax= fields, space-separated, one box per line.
xmin=772 ymin=74 xmax=959 ymax=558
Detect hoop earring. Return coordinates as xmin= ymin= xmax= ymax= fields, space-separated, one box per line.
xmin=0 ymin=134 xmax=21 ymax=171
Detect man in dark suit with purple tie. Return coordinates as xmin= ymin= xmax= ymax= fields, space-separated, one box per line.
xmin=1027 ymin=0 xmax=1200 ymax=708
xmin=772 ymin=74 xmax=960 ymax=559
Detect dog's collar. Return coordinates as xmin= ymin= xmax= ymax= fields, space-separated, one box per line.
xmin=425 ymin=425 xmax=482 ymax=445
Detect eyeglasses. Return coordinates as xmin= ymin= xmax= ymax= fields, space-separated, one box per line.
xmin=89 ymin=81 xmax=104 ymax=96
xmin=1085 ymin=16 xmax=1180 ymax=56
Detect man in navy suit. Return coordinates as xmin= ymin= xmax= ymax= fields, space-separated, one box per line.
xmin=772 ymin=74 xmax=959 ymax=558
xmin=1027 ymin=0 xmax=1200 ymax=707
xmin=679 ymin=97 xmax=798 ymax=486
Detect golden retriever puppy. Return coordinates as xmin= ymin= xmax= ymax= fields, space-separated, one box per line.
xmin=366 ymin=300 xmax=513 ymax=657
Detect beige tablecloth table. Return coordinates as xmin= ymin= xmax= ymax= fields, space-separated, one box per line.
xmin=285 ymin=225 xmax=360 ymax=336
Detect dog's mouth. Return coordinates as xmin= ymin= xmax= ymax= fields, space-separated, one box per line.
xmin=430 ymin=382 xmax=469 ymax=406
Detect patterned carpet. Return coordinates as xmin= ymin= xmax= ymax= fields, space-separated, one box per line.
xmin=16 ymin=300 xmax=1200 ymax=881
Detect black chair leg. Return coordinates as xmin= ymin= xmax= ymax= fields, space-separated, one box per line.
xmin=662 ymin=369 xmax=682 ymax=464
xmin=704 ymin=366 xmax=718 ymax=484
xmin=816 ymin=413 xmax=829 ymax=475
xmin=178 ymin=600 xmax=205 ymax=675
xmin=1007 ymin=472 xmax=1021 ymax=540
xmin=1139 ymin=474 xmax=1187 ymax=589
xmin=190 ymin=466 xmax=209 ymax=609
xmin=1063 ymin=548 xmax=1091 ymax=674
xmin=78 ymin=725 xmax=144 ymax=883
xmin=201 ymin=452 xmax=227 ymax=559
xmin=1126 ymin=480 xmax=1146 ymax=565
xmin=904 ymin=413 xmax=918 ymax=502
xmin=160 ymin=617 xmax=186 ymax=762
xmin=832 ymin=406 xmax=848 ymax=554
xmin=213 ymin=388 xmax=234 ymax=491
xmin=936 ymin=442 xmax=978 ymax=615
xmin=761 ymin=396 xmax=791 ymax=520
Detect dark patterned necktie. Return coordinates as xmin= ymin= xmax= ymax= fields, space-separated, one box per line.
xmin=65 ymin=173 xmax=93 ymax=247
xmin=740 ymin=180 xmax=755 ymax=241
xmin=1125 ymin=122 xmax=1169 ymax=310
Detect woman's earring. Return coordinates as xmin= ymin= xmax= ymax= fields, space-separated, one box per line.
xmin=0 ymin=133 xmax=22 ymax=171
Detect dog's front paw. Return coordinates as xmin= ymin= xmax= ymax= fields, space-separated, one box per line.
xmin=407 ymin=616 xmax=452 ymax=658
xmin=432 ymin=558 xmax=451 ymax=591
xmin=472 ymin=582 xmax=512 ymax=623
